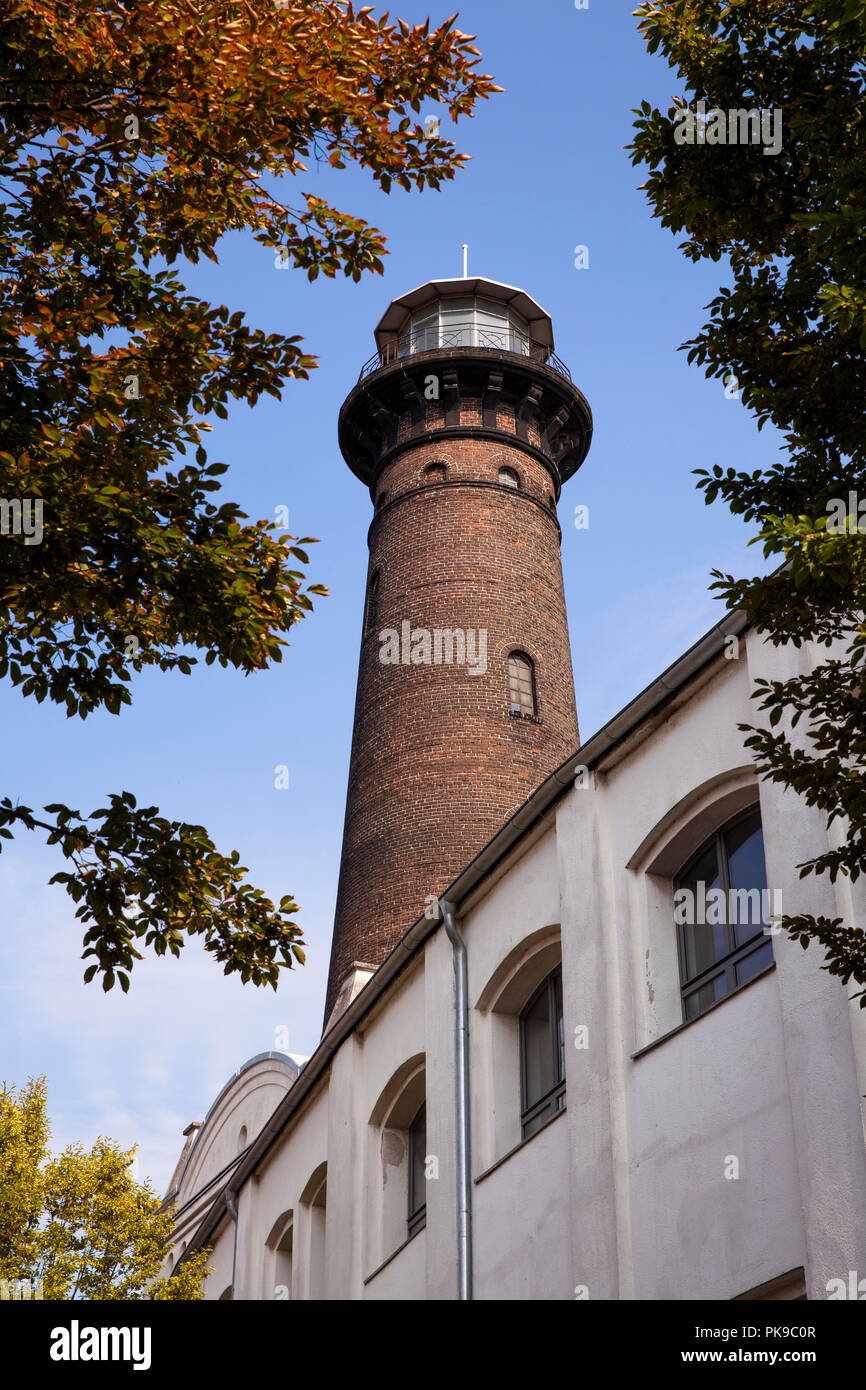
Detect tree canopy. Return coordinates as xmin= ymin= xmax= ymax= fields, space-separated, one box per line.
xmin=0 ymin=1076 xmax=207 ymax=1298
xmin=0 ymin=0 xmax=498 ymax=990
xmin=630 ymin=0 xmax=866 ymax=998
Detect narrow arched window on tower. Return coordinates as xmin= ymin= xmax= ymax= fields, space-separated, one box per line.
xmin=499 ymin=467 xmax=519 ymax=489
xmin=508 ymin=652 xmax=536 ymax=717
xmin=364 ymin=571 xmax=380 ymax=637
xmin=424 ymin=461 xmax=447 ymax=483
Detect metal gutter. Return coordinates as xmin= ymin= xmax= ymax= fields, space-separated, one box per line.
xmin=226 ymin=1193 xmax=239 ymax=1300
xmin=441 ymin=899 xmax=472 ymax=1300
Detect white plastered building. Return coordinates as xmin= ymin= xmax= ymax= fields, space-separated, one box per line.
xmin=160 ymin=611 xmax=866 ymax=1301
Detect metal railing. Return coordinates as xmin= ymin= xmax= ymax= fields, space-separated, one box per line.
xmin=357 ymin=325 xmax=572 ymax=383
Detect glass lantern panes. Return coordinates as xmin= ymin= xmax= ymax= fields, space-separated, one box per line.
xmin=401 ymin=298 xmax=531 ymax=357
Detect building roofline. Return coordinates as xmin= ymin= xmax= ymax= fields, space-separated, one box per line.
xmin=162 ymin=1051 xmax=302 ymax=1208
xmin=178 ymin=604 xmax=750 ymax=1263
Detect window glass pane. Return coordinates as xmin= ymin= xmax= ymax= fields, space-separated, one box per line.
xmin=409 ymin=1105 xmax=426 ymax=1217
xmin=440 ymin=298 xmax=474 ymax=320
xmin=508 ymin=655 xmax=534 ymax=715
xmin=553 ymin=970 xmax=564 ymax=1084
xmin=476 ymin=300 xmax=508 ymax=348
xmin=411 ymin=327 xmax=439 ymax=352
xmin=725 ymin=815 xmax=768 ymax=946
xmin=439 ymin=299 xmax=474 ymax=346
xmin=683 ymin=971 xmax=727 ymax=1020
xmin=735 ymin=940 xmax=773 ymax=986
xmin=408 ymin=307 xmax=439 ymax=353
xmin=522 ymin=984 xmax=554 ymax=1110
xmin=505 ymin=308 xmax=528 ymax=354
xmin=678 ymin=841 xmax=725 ymax=981
xmin=522 ymin=1104 xmax=553 ymax=1141
xmin=364 ymin=573 xmax=379 ymax=636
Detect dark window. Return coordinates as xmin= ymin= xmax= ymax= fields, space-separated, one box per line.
xmin=376 ymin=489 xmax=388 ymax=510
xmin=498 ymin=466 xmax=519 ymax=489
xmin=508 ymin=652 xmax=536 ymax=717
xmin=519 ymin=969 xmax=565 ymax=1140
xmin=675 ymin=808 xmax=773 ymax=1022
xmin=408 ymin=1102 xmax=426 ymax=1237
xmin=424 ymin=462 xmax=447 ymax=483
xmin=364 ymin=571 xmax=380 ymax=637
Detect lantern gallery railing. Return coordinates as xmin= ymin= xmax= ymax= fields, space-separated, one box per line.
xmin=358 ymin=326 xmax=573 ymax=383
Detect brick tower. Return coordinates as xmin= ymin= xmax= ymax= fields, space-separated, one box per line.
xmin=324 ymin=277 xmax=593 ymax=1028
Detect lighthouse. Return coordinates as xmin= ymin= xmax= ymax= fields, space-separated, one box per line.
xmin=324 ymin=276 xmax=593 ymax=1028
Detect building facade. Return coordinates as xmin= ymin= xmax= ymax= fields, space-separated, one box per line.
xmin=162 ymin=280 xmax=866 ymax=1301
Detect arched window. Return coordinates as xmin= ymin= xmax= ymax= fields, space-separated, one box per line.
xmin=498 ymin=466 xmax=519 ymax=489
xmin=674 ymin=807 xmax=773 ymax=1022
xmin=237 ymin=1125 xmax=247 ymax=1152
xmin=274 ymin=1219 xmax=293 ymax=1299
xmin=424 ymin=461 xmax=447 ymax=483
xmin=367 ymin=1055 xmax=426 ymax=1272
xmin=508 ymin=652 xmax=536 ymax=717
xmin=264 ymin=1208 xmax=295 ymax=1300
xmin=364 ymin=570 xmax=380 ymax=637
xmin=376 ymin=489 xmax=389 ymax=510
xmin=475 ymin=925 xmax=562 ymax=1164
xmin=519 ymin=968 xmax=565 ymax=1140
xmin=407 ymin=1102 xmax=427 ymax=1238
xmin=299 ymin=1164 xmax=327 ymax=1300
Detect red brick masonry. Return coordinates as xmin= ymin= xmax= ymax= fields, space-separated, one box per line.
xmin=324 ymin=347 xmax=592 ymax=1024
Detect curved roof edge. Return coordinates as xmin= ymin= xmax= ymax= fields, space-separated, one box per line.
xmin=163 ymin=1051 xmax=305 ymax=1205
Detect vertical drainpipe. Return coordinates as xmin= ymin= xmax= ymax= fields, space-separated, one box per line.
xmin=226 ymin=1192 xmax=239 ymax=1300
xmin=439 ymin=897 xmax=472 ymax=1300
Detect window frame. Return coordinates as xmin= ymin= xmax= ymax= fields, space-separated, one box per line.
xmin=403 ymin=299 xmax=530 ymax=356
xmin=507 ymin=650 xmax=536 ymax=718
xmin=364 ymin=570 xmax=380 ymax=638
xmin=518 ymin=968 xmax=566 ymax=1141
xmin=675 ymin=806 xmax=773 ymax=1022
xmin=407 ymin=1101 xmax=427 ymax=1238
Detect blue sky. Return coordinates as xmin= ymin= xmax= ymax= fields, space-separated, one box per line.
xmin=0 ymin=0 xmax=783 ymax=1193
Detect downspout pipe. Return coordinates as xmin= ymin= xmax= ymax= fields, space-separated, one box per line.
xmin=440 ymin=898 xmax=472 ymax=1301
xmin=225 ymin=1192 xmax=239 ymax=1300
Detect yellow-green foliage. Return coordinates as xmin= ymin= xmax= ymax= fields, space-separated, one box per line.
xmin=0 ymin=1077 xmax=208 ymax=1300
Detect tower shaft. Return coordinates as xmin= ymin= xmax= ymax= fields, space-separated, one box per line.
xmin=324 ymin=281 xmax=592 ymax=1027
